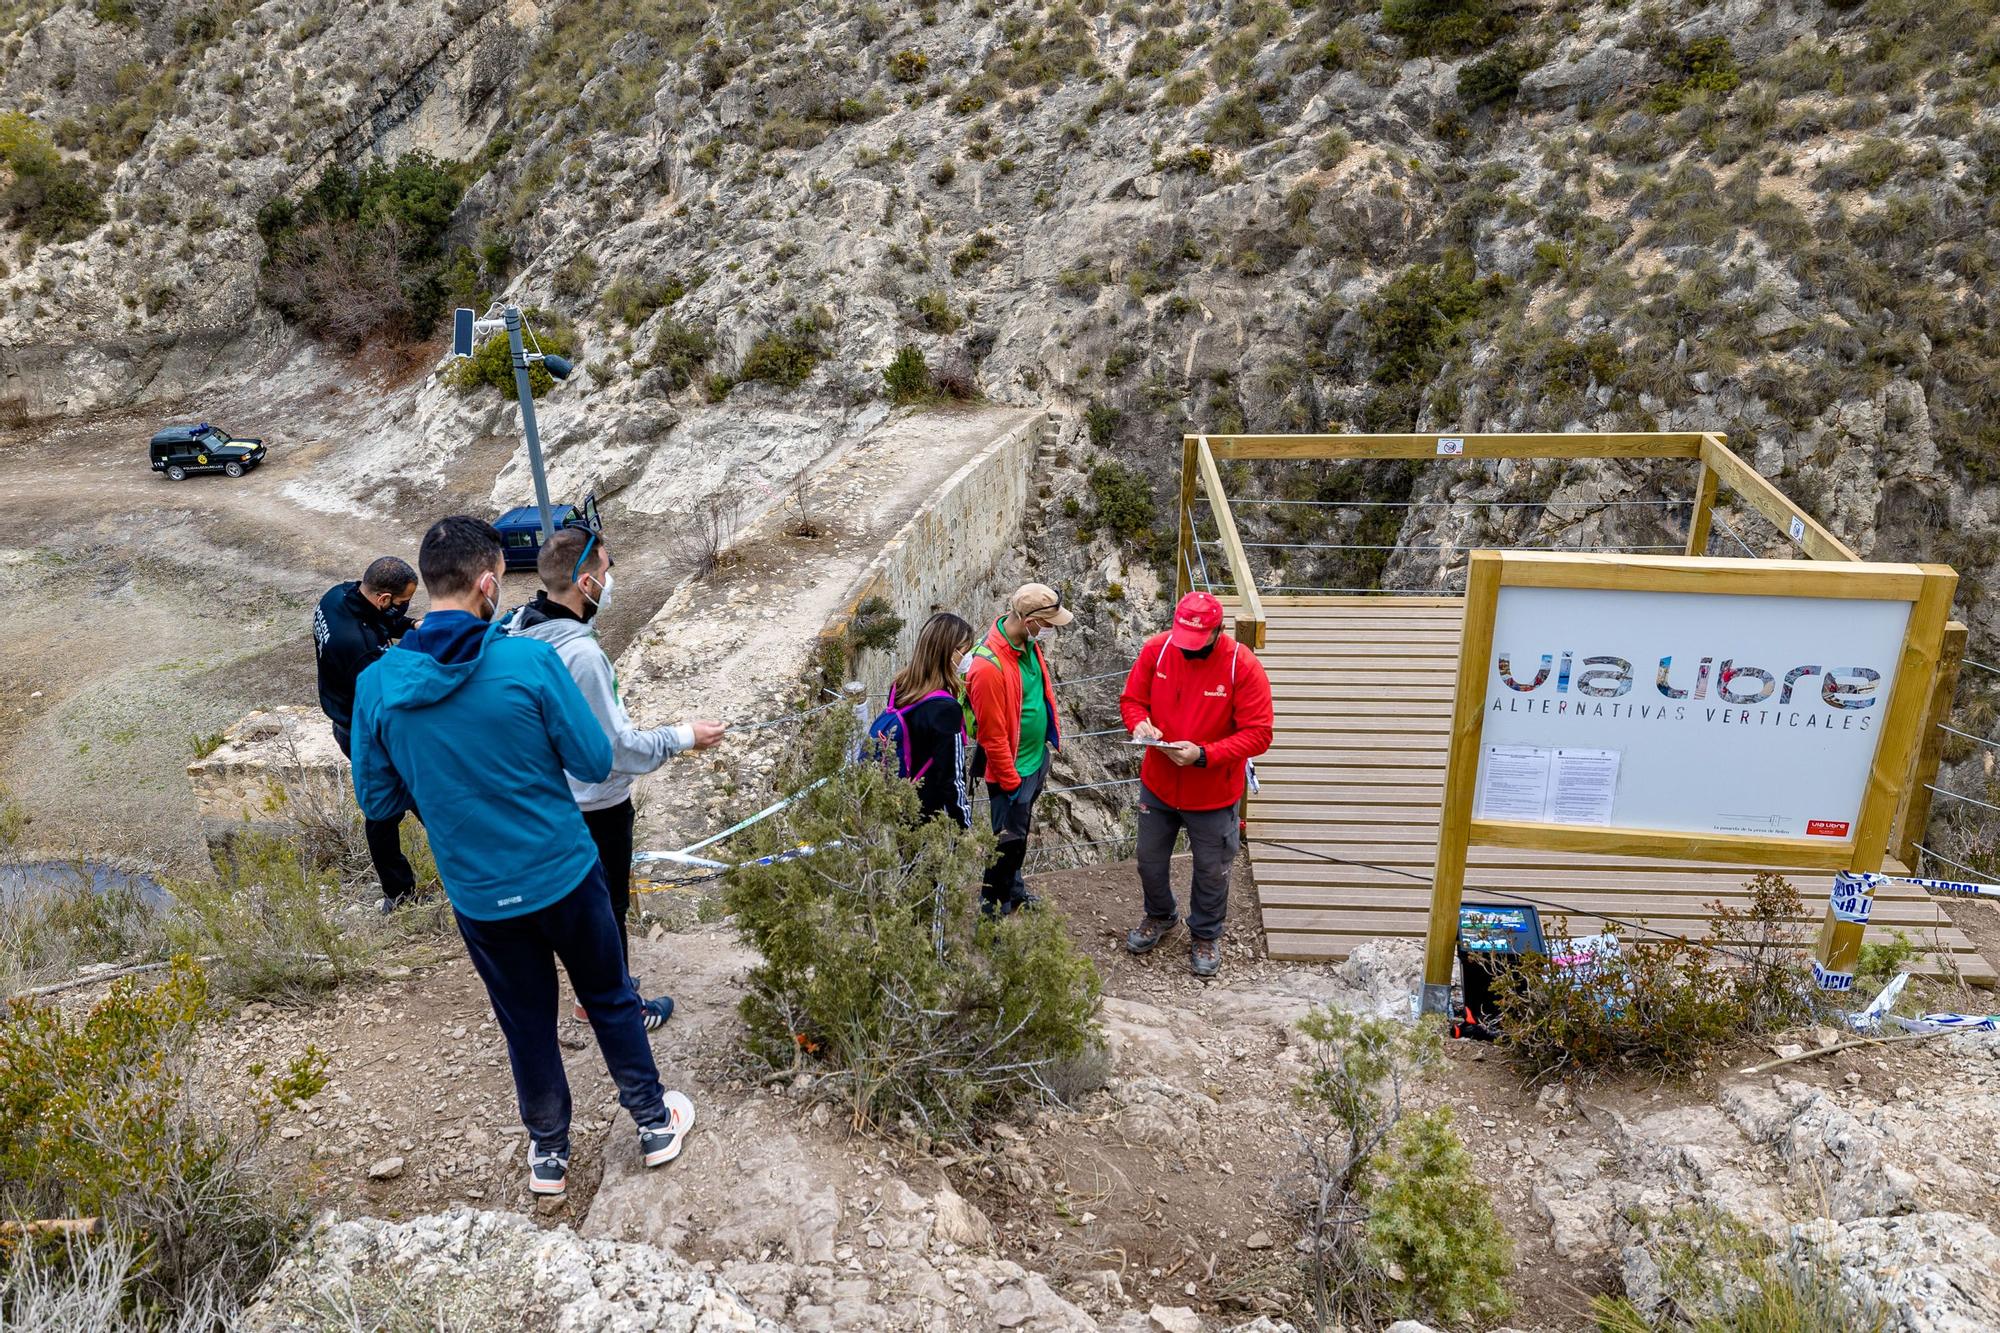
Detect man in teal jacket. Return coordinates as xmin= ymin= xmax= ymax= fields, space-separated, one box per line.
xmin=351 ymin=515 xmax=696 ymax=1197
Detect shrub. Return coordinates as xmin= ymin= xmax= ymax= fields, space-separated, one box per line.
xmin=950 ymin=230 xmax=999 ymax=274
xmin=913 ymin=289 xmax=961 ymax=332
xmin=1204 ymin=94 xmax=1269 ymax=146
xmin=0 ymin=111 xmax=107 ymax=244
xmin=0 ymin=957 xmax=302 ymax=1316
xmin=1380 ymin=0 xmax=1506 ymax=57
xmin=1457 ymin=46 xmax=1528 ymax=110
xmin=258 ymin=151 xmax=466 ymax=345
xmin=648 ymin=317 xmax=716 ymax=392
xmin=1294 ymin=1008 xmax=1512 ymax=1326
xmin=725 ymin=714 xmax=1101 ymax=1137
xmin=847 ymin=595 xmax=906 ymax=653
xmin=166 ymin=833 xmax=374 ymax=1000
xmin=448 ymin=309 xmax=579 ymax=397
xmin=889 ymin=49 xmax=929 ymax=82
xmin=1490 ymin=891 xmax=1816 ymax=1084
xmin=1361 ymin=248 xmax=1507 ymax=430
xmin=739 ymin=313 xmax=829 ymax=389
xmin=1366 ymin=1107 xmax=1513 ymax=1324
xmin=1085 ymin=399 xmax=1120 ymax=447
xmin=1086 ymin=460 xmax=1157 ymax=550
xmin=1647 ymin=34 xmax=1740 ymax=114
xmin=884 ymin=344 xmax=935 ymax=404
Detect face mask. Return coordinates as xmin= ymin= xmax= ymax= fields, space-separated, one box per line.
xmin=958 ymin=650 xmax=976 ymax=676
xmin=1032 ymin=626 xmax=1055 ymax=644
xmin=478 ymin=576 xmax=499 ymax=622
xmin=581 ymin=570 xmax=614 ymax=620
xmin=391 ymin=600 xmax=411 ymax=617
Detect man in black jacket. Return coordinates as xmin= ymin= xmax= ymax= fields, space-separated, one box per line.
xmin=315 ymin=556 xmax=421 ymax=911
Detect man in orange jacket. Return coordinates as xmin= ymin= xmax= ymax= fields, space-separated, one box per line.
xmin=966 ymin=583 xmax=1071 ymax=914
xmin=1118 ymin=591 xmax=1274 ymax=977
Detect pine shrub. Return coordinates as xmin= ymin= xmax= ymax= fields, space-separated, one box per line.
xmin=447 ymin=309 xmax=579 ymax=398
xmin=724 ymin=715 xmax=1101 ymax=1139
xmin=884 ymin=344 xmax=935 ymax=404
xmin=1365 ymin=1107 xmax=1513 ymax=1324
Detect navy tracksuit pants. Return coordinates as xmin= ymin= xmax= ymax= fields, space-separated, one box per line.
xmin=453 ymin=861 xmax=666 ymax=1154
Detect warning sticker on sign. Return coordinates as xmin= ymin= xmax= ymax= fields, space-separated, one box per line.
xmin=1806 ymin=819 xmax=1851 ymax=837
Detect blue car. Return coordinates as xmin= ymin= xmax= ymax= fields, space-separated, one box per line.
xmin=494 ymin=504 xmax=579 ymax=570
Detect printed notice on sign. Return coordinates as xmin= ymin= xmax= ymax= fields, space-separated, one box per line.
xmin=1477 ymin=745 xmax=1554 ymax=820
xmin=1476 ymin=745 xmax=1621 ymax=824
xmin=1548 ymin=747 xmax=1620 ymax=825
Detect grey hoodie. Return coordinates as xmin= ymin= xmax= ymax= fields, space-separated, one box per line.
xmin=503 ymin=600 xmax=694 ymax=812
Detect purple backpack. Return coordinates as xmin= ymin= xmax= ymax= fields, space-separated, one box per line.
xmin=867 ymin=686 xmax=958 ymax=779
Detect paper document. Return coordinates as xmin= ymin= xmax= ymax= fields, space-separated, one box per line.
xmin=1476 ymin=744 xmax=1621 ymax=824
xmin=1477 ymin=745 xmax=1554 ymax=821
xmin=1127 ymin=736 xmax=1173 ymax=747
xmin=1548 ymin=747 xmax=1619 ymax=825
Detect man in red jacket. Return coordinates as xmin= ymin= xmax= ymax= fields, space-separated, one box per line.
xmin=1118 ymin=591 xmax=1274 ymax=977
xmin=966 ymin=583 xmax=1071 ymax=914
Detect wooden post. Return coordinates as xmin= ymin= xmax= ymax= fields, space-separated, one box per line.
xmin=1176 ymin=436 xmax=1198 ymax=599
xmin=1685 ymin=462 xmax=1718 ymax=557
xmin=1814 ymin=569 xmax=1959 ymax=984
xmin=1195 ymin=437 xmax=1266 ymax=649
xmin=1699 ymin=434 xmax=1859 ymax=562
xmin=1891 ymin=620 xmax=1968 ymax=869
xmin=1422 ymin=552 xmax=1501 ymax=1013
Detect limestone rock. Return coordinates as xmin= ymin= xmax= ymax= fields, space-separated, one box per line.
xmin=1793 ymin=1212 xmax=2000 ymax=1332
xmin=932 ymin=1185 xmax=997 ymax=1251
xmin=241 ymin=1207 xmax=781 ymax=1331
xmin=1147 ymin=1305 xmax=1201 ymax=1333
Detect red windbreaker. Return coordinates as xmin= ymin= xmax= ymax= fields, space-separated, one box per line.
xmin=966 ymin=620 xmax=1061 ymax=792
xmin=1118 ymin=631 xmax=1273 ymax=811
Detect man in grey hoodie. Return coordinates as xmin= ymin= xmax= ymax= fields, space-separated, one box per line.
xmin=505 ymin=525 xmax=725 ymax=1030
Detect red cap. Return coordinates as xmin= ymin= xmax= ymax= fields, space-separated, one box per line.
xmin=1169 ymin=591 xmax=1223 ymax=650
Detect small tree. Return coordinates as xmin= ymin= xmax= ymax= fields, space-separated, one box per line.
xmin=883 ymin=343 xmax=934 ymax=404
xmin=725 ymin=714 xmax=1102 ymax=1138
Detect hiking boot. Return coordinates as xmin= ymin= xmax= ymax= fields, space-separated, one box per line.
xmin=527 ymin=1144 xmax=569 ymax=1196
xmin=377 ymin=893 xmax=412 ymax=916
xmin=640 ymin=996 xmax=675 ymax=1032
xmin=1125 ymin=915 xmax=1179 ymax=955
xmin=638 ymin=1090 xmax=696 ymax=1168
xmin=1190 ymin=936 xmax=1221 ymax=978
xmin=1001 ymin=891 xmax=1043 ymax=916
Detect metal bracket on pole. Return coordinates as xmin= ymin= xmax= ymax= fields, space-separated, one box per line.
xmin=1416 ymin=983 xmax=1452 ymax=1018
xmin=504 ymin=305 xmax=556 ymax=540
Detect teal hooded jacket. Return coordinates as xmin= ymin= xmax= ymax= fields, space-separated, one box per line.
xmin=350 ymin=610 xmax=614 ymax=920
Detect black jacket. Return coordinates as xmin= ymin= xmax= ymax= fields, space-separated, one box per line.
xmin=903 ymin=694 xmax=970 ymax=829
xmin=315 ymin=581 xmax=414 ymax=754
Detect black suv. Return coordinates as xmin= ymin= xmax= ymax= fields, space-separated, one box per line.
xmin=149 ymin=423 xmax=267 ymax=481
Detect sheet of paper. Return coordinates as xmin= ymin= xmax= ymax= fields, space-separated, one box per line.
xmin=1548 ymin=747 xmax=1620 ymax=826
xmin=1126 ymin=736 xmax=1172 ymax=747
xmin=1477 ymin=745 xmax=1553 ymax=821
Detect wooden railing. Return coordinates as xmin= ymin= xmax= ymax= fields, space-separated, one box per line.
xmin=1174 ymin=428 xmax=1962 ymax=867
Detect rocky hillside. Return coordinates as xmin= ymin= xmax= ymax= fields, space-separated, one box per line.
xmin=6 ymin=0 xmax=2000 ymax=643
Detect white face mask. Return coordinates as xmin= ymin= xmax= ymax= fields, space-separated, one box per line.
xmin=1032 ymin=625 xmax=1055 ymax=644
xmin=958 ymin=650 xmax=976 ymax=675
xmin=478 ymin=576 xmax=499 ymax=622
xmin=583 ymin=570 xmax=614 ymax=616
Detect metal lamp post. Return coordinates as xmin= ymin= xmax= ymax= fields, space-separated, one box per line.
xmin=453 ymin=304 xmax=574 ymax=539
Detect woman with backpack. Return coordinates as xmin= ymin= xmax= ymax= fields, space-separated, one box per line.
xmin=877 ymin=611 xmax=976 ymax=828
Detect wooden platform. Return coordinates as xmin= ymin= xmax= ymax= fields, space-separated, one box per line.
xmin=1243 ymin=597 xmax=1996 ymax=985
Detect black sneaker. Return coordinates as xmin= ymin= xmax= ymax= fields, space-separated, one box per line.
xmin=1001 ymin=891 xmax=1043 ymax=916
xmin=639 ymin=1091 xmax=696 ymax=1168
xmin=528 ymin=1144 xmax=568 ymax=1196
xmin=640 ymin=996 xmax=675 ymax=1032
xmin=377 ymin=894 xmax=412 ymax=916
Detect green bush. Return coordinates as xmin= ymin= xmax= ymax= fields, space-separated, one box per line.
xmin=166 ymin=833 xmax=374 ymax=1000
xmin=1380 ymin=0 xmax=1506 ymax=57
xmin=1085 ymin=399 xmax=1121 ymax=447
xmin=913 ymin=289 xmax=961 ymax=333
xmin=724 ymin=714 xmax=1101 ymax=1137
xmin=740 ymin=313 xmax=830 ymax=389
xmin=1491 ymin=880 xmax=1817 ymax=1084
xmin=0 ymin=112 xmax=107 ymax=244
xmin=1086 ymin=460 xmax=1157 ymax=549
xmin=0 ymin=866 xmax=166 ymax=992
xmin=883 ymin=344 xmax=935 ymax=404
xmin=1647 ymin=35 xmax=1740 ymax=114
xmin=1204 ymin=94 xmax=1269 ymax=147
xmin=889 ymin=49 xmax=929 ymax=82
xmin=648 ymin=317 xmax=716 ymax=392
xmin=1294 ymin=1008 xmax=1512 ymax=1326
xmin=257 ymin=151 xmax=467 ymax=345
xmin=0 ymin=957 xmax=302 ymax=1315
xmin=1361 ymin=248 xmax=1507 ymax=430
xmin=1457 ymin=46 xmax=1528 ymax=110
xmin=950 ymin=230 xmax=999 ymax=274
xmin=846 ymin=595 xmax=906 ymax=653
xmin=448 ymin=309 xmax=579 ymax=397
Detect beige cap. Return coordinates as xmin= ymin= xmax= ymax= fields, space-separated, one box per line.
xmin=1010 ymin=582 xmax=1074 ymax=625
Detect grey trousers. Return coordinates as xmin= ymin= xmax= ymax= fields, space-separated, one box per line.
xmin=1137 ymin=783 xmax=1240 ymax=941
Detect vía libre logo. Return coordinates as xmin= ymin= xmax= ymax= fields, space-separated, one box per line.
xmin=1491 ymin=652 xmax=1881 ymax=731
